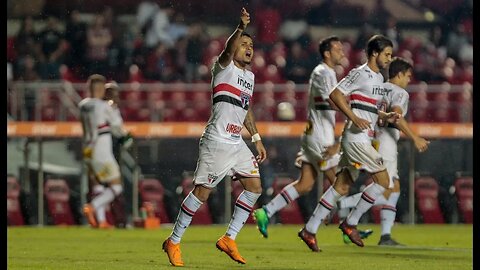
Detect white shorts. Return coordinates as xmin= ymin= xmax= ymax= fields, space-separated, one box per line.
xmin=193 ymin=138 xmax=260 ymax=188
xmin=87 ymin=158 xmax=121 ymax=183
xmin=87 ymin=135 xmax=120 ymax=183
xmin=294 ymin=146 xmax=341 ymax=173
xmin=337 ymin=141 xmax=386 ymax=182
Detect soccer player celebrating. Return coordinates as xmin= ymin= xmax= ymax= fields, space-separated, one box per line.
xmin=338 ymin=57 xmax=429 ymax=246
xmin=252 ymin=36 xmax=345 ymax=242
xmin=162 ymin=8 xmax=267 ymax=267
xmin=79 ymin=74 xmax=130 ymax=229
xmin=297 ymin=34 xmax=400 ymax=250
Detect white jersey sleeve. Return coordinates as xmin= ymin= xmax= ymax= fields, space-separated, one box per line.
xmin=332 ymin=68 xmax=363 ymax=96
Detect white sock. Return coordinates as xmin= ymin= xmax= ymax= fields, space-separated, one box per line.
xmin=338 ymin=193 xmax=362 ymax=209
xmin=170 ymin=192 xmax=203 ymax=244
xmin=305 ymin=186 xmax=341 ymax=234
xmin=264 ymin=182 xmax=299 ymax=218
xmin=346 ymin=183 xmax=385 ymax=226
xmin=381 ymin=192 xmax=400 ymax=235
xmin=96 ymin=205 xmax=106 ymax=223
xmin=91 ymin=184 xmax=122 ymax=223
xmin=226 ymin=190 xmax=260 ymax=240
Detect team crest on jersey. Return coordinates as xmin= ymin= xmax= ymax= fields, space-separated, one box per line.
xmin=375 ymin=157 xmax=384 ymax=166
xmin=207 ymin=173 xmax=219 ymax=184
xmin=240 ymin=92 xmax=250 ymax=108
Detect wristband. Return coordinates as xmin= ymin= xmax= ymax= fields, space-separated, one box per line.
xmin=251 ymin=133 xmax=261 ymax=142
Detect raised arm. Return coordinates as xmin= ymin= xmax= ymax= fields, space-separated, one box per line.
xmin=217 ymin=8 xmax=250 ymax=67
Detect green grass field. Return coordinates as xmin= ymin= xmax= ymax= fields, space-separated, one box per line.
xmin=7 ymin=224 xmax=472 ymax=270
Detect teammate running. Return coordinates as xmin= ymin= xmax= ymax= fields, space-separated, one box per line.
xmin=339 ymin=57 xmax=429 ymax=246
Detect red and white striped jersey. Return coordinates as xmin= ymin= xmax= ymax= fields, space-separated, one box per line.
xmin=302 ymin=63 xmax=337 ymax=147
xmin=375 ymin=82 xmax=409 ymax=160
xmin=202 ymin=60 xmax=255 ymax=144
xmin=333 ymin=63 xmax=388 ymax=143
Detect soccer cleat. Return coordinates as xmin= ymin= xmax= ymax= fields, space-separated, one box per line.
xmin=338 ymin=221 xmax=364 ymax=247
xmin=162 ymin=238 xmax=184 ymax=267
xmin=252 ymin=207 xmax=269 ymax=238
xmin=82 ymin=204 xmax=97 ymax=228
xmin=378 ymin=234 xmax=404 ymax=246
xmin=342 ymin=229 xmax=373 ymax=244
xmin=297 ymin=227 xmax=321 ymax=252
xmin=216 ymin=235 xmax=246 ymax=264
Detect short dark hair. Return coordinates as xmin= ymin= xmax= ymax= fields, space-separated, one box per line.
xmin=366 ymin=34 xmax=393 ymax=57
xmin=87 ymin=74 xmax=106 ymax=91
xmin=318 ymin=36 xmax=341 ymax=59
xmin=388 ymin=57 xmax=413 ymax=78
xmin=241 ymin=32 xmax=252 ymax=39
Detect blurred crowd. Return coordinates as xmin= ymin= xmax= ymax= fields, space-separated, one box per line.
xmin=6 ymin=0 xmax=473 ymax=123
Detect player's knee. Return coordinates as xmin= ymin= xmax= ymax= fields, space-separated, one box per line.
xmin=295 ymin=179 xmax=314 ymax=194
xmin=245 ymin=185 xmax=262 ymax=194
xmin=111 ymin=184 xmax=123 ymax=196
xmin=192 ymin=185 xmax=211 ymax=202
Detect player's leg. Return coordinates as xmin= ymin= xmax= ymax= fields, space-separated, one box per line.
xmin=84 ymin=160 xmax=122 ymax=228
xmin=163 ymin=138 xmax=229 ymax=267
xmin=83 ymin=167 xmax=101 ymax=227
xmin=217 ymin=142 xmax=262 ymax=264
xmin=254 ymin=162 xmax=316 ymax=237
xmin=298 ymin=165 xmax=354 ymax=252
xmin=338 ymin=142 xmax=389 ymax=247
xmin=379 ymin=178 xmax=403 ymax=245
xmin=217 ymin=176 xmax=262 ymax=264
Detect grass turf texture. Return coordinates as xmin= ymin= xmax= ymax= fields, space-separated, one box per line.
xmin=8 ymin=224 xmax=472 ymax=270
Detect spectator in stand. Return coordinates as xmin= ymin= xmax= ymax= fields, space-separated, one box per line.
xmin=65 ymin=9 xmax=87 ymax=78
xmin=14 ymin=16 xmax=41 ymax=78
xmin=185 ymin=23 xmax=208 ymax=82
xmin=254 ymin=0 xmax=281 ymax=51
xmin=285 ymin=42 xmax=312 ymax=83
xmin=36 ymin=16 xmax=67 ymax=80
xmin=86 ymin=14 xmax=112 ymax=76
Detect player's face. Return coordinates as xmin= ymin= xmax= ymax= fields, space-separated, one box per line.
xmin=93 ymin=82 xmax=106 ymax=97
xmin=329 ymin=41 xmax=345 ymax=65
xmin=398 ymin=69 xmax=412 ymax=89
xmin=235 ymin=36 xmax=254 ymax=65
xmin=375 ymin=46 xmax=393 ymax=70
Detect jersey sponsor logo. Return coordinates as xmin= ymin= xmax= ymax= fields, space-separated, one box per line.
xmin=237 ymin=76 xmax=253 ymax=91
xmin=372 ymin=85 xmax=391 ymax=96
xmin=240 ymin=92 xmax=250 ymax=108
xmin=226 ymin=123 xmax=242 ymax=135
